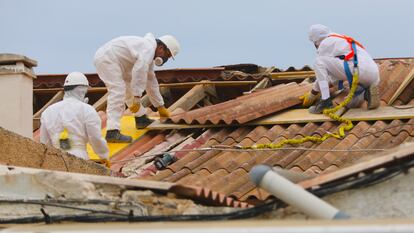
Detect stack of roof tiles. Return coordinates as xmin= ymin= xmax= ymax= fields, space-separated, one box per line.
xmin=170 ymin=82 xmax=312 ymax=125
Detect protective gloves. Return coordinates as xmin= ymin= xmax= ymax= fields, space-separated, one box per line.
xmin=99 ymin=159 xmax=111 ymax=169
xmin=103 ymin=159 xmax=111 ymax=168
xmin=299 ymin=91 xmax=320 ymax=107
xmin=130 ymin=96 xmax=141 ymax=113
xmin=309 ymin=98 xmax=334 ymax=114
xmin=157 ymin=106 xmax=170 ymax=118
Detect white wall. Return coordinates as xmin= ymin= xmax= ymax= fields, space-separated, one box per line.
xmin=0 ymin=56 xmax=36 ymax=138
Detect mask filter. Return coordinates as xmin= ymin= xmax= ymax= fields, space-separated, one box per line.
xmin=154 ymin=57 xmax=168 ymax=66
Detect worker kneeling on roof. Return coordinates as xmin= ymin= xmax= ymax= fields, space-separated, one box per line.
xmin=301 ymin=24 xmax=380 ymax=114
xmin=40 ymin=72 xmax=110 ymax=167
xmin=94 ymin=33 xmax=180 ymax=143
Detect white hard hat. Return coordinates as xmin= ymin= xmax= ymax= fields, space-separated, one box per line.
xmin=308 ymin=24 xmax=331 ymax=45
xmin=158 ymin=35 xmax=180 ymax=59
xmin=64 ymin=71 xmax=89 ymax=87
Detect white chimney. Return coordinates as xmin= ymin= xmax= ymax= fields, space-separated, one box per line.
xmin=0 ymin=54 xmax=37 ymax=138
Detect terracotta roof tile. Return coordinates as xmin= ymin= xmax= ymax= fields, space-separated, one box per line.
xmin=388 ymin=131 xmax=411 ymax=147
xmin=313 ymin=121 xmax=337 ymax=137
xmin=169 ymin=83 xmax=312 ymax=124
xmin=110 ymin=134 xmax=166 ymax=172
xmin=191 ymin=169 xmax=223 ymax=187
xmin=332 ymin=121 xmax=393 ymax=167
xmin=201 ymin=169 xmax=230 ymax=189
xmin=216 ymin=169 xmax=251 ymax=195
xmin=383 ymin=120 xmax=405 ymax=136
xmin=278 ymin=123 xmax=302 ymax=140
xmin=149 ymin=169 xmax=174 ymax=181
xmin=178 ymin=169 xmax=211 ymax=186
xmin=304 ymin=166 xmax=323 ymax=175
xmin=322 ymin=165 xmax=339 ymax=174
xmin=239 ymin=151 xmax=273 ymax=172
xmin=272 ymin=122 xmax=336 ymax=169
xmin=378 ymin=60 xmax=414 ymax=103
xmin=208 ymin=128 xmax=236 ymax=143
xmin=173 ymin=129 xmax=217 ymax=159
xmin=226 ymin=127 xmax=255 ymax=143
xmin=290 ymin=136 xmax=342 ymax=172
xmin=164 ymin=168 xmax=192 ymax=183
xmin=300 ymin=121 xmax=370 ymax=171
xmin=405 ymin=136 xmax=414 ymax=143
xmin=165 ymin=129 xmax=231 ymax=173
xmin=295 ymin=122 xmax=320 ymax=137
xmin=230 ymin=180 xmax=257 ymax=199
xmin=242 ymin=126 xmax=270 ymax=142
xmin=262 ymin=125 xmax=287 ymax=141
xmin=400 ymin=118 xmax=414 ymax=136
xmin=366 ymin=120 xmax=403 ymax=149
xmin=202 ymin=151 xmax=237 ymax=173
xmin=183 ymin=150 xmax=222 ymax=171
xmin=240 ymin=188 xmax=272 ymax=203
xmin=170 ymin=185 xmax=252 ymax=208
xmin=237 ymin=126 xmax=269 ymax=147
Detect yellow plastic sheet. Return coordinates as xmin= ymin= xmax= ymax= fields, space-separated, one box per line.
xmin=87 ymin=115 xmax=148 ymax=160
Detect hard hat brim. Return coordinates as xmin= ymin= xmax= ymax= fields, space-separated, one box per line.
xmin=169 ymin=48 xmax=175 ymax=60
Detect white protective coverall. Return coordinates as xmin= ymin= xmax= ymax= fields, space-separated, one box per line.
xmin=93 ymin=33 xmax=164 ymax=130
xmin=40 ymin=86 xmax=109 ymax=160
xmin=309 ymin=24 xmax=380 ymax=103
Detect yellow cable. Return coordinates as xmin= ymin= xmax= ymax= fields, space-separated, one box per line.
xmin=242 ymin=69 xmax=359 ymax=150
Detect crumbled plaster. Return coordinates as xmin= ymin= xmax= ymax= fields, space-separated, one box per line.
xmin=0 ymin=166 xmax=236 ymax=221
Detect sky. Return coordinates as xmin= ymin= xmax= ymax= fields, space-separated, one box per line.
xmin=1 ymin=0 xmax=414 ymax=74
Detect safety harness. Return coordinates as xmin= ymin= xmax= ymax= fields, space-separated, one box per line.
xmin=330 ymin=34 xmax=364 ymax=95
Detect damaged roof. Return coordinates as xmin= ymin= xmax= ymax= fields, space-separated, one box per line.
xmin=32 ymin=58 xmax=414 ymax=207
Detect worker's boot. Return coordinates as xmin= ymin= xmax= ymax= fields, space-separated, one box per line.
xmin=309 ymin=98 xmax=334 ymax=114
xmin=106 ymin=129 xmax=132 ymax=143
xmin=346 ymin=85 xmax=365 ymax=109
xmin=364 ymin=84 xmax=380 ymax=109
xmin=135 ymin=115 xmax=154 ymax=129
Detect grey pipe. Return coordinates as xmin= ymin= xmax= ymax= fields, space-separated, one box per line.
xmin=250 ymin=164 xmax=350 ymax=220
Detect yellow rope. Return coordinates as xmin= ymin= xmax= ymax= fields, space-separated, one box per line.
xmin=241 ymin=69 xmax=359 ymax=150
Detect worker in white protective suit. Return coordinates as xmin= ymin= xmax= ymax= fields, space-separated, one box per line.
xmin=300 ymin=24 xmax=380 ymax=114
xmin=40 ymin=72 xmax=110 ymax=167
xmin=94 ymin=33 xmax=180 ymax=143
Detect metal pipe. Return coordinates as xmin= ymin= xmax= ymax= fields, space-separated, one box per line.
xmin=250 ymin=164 xmax=350 ymax=220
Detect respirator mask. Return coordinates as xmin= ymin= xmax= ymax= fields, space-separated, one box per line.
xmin=154 ymin=56 xmax=168 ymax=66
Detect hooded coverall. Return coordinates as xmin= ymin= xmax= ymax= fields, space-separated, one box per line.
xmin=40 ymin=88 xmax=109 ymax=160
xmin=93 ymin=33 xmax=164 ymax=130
xmin=309 ymin=25 xmax=380 ymax=106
